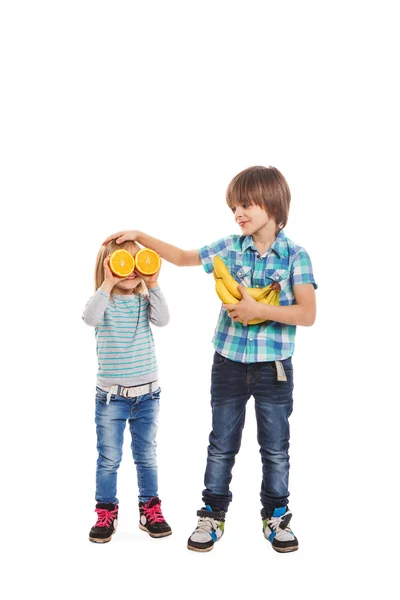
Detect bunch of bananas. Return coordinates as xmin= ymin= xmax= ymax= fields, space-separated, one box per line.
xmin=213 ymin=255 xmax=280 ymax=325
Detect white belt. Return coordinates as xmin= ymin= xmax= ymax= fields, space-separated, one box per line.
xmin=99 ymin=381 xmax=159 ymax=405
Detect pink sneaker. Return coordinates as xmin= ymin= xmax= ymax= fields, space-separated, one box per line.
xmin=139 ymin=497 xmax=172 ymax=538
xmin=89 ymin=503 xmax=118 ymax=543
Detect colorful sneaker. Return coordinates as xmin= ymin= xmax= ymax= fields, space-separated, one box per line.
xmin=139 ymin=497 xmax=172 ymax=538
xmin=89 ymin=503 xmax=118 ymax=543
xmin=187 ymin=505 xmax=225 ymax=552
xmin=261 ymin=506 xmax=299 ymax=553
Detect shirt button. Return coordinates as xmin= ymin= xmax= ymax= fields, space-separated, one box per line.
xmin=249 ymin=338 xmax=253 ymax=341
xmin=238 ymin=271 xmax=242 ymax=277
xmin=256 ymin=285 xmax=259 ymax=288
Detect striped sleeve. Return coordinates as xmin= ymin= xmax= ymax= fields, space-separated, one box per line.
xmin=82 ymin=289 xmax=110 ymax=326
xmin=147 ymin=287 xmax=170 ymax=327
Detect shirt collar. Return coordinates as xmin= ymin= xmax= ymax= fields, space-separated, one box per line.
xmin=241 ymin=229 xmax=288 ymax=258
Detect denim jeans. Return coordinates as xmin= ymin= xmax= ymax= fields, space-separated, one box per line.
xmin=202 ymin=352 xmax=294 ymax=514
xmin=95 ymin=386 xmax=160 ymax=504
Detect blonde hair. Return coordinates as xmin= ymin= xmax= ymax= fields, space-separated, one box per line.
xmin=94 ymin=240 xmax=146 ymax=295
xmin=226 ymin=166 xmax=291 ymax=230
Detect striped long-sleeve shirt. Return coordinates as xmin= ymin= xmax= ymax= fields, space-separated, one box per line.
xmin=82 ymin=287 xmax=169 ymax=388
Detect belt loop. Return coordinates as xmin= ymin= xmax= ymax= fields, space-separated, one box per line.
xmin=275 ymin=361 xmax=287 ymax=382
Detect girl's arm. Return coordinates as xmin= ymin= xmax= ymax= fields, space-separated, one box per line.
xmin=103 ymin=230 xmax=201 ymax=267
xmin=140 ymin=264 xmax=170 ymax=327
xmin=82 ymin=288 xmax=110 ymax=327
xmin=147 ymin=287 xmax=170 ymax=327
xmin=83 ymin=256 xmax=119 ymax=326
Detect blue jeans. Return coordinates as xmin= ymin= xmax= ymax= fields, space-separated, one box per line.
xmin=95 ymin=386 xmax=160 ymax=504
xmin=202 ymin=353 xmax=294 ymax=514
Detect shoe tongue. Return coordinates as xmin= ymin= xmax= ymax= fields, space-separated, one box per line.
xmin=272 ymin=507 xmax=287 ymax=518
xmin=147 ymin=497 xmax=161 ymax=508
xmin=96 ymin=503 xmax=117 ymax=511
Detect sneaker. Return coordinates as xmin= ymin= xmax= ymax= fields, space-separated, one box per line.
xmin=89 ymin=503 xmax=118 ymax=543
xmin=187 ymin=505 xmax=225 ymax=552
xmin=261 ymin=506 xmax=299 ymax=553
xmin=139 ymin=497 xmax=172 ymax=538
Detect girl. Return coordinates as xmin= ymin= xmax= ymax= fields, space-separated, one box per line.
xmin=83 ymin=240 xmax=172 ymax=543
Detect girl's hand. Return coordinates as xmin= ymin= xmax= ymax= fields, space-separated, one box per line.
xmin=138 ymin=260 xmax=162 ymax=289
xmin=101 ymin=255 xmax=126 ymax=292
xmin=102 ymin=230 xmax=138 ymax=245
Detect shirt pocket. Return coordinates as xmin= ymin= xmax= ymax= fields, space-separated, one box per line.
xmin=264 ymin=268 xmax=288 ymax=286
xmin=231 ymin=265 xmax=253 ymax=287
xmin=263 ymin=268 xmax=292 ymax=304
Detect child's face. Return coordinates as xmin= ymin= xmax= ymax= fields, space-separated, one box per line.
xmin=113 ymin=272 xmax=143 ymax=294
xmin=112 ymin=242 xmax=143 ymax=294
xmin=231 ymin=202 xmax=272 ymax=236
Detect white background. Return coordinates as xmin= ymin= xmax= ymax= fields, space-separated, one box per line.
xmin=1 ymin=1 xmax=399 ymax=598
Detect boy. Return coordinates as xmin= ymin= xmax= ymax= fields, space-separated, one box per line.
xmin=103 ymin=165 xmax=317 ymax=553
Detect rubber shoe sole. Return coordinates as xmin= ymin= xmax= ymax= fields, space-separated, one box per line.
xmin=187 ymin=542 xmax=214 ymax=552
xmin=139 ymin=523 xmax=172 ymax=538
xmin=88 ymin=532 xmax=115 ymax=543
xmin=187 ymin=531 xmax=223 ymax=552
xmin=264 ymin=532 xmax=299 ymax=553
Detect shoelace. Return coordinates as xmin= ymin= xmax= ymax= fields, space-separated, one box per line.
xmin=268 ymin=511 xmax=292 ymax=532
xmin=142 ymin=503 xmax=165 ymax=523
xmin=95 ymin=507 xmax=118 ymax=528
xmin=194 ymin=516 xmax=219 ymax=534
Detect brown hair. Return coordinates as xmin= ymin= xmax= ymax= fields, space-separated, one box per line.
xmin=226 ymin=166 xmax=291 ymax=230
xmin=94 ymin=240 xmax=146 ymax=295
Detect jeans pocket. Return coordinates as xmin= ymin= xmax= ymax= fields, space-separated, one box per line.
xmin=95 ymin=387 xmax=108 ymax=403
xmin=264 ymin=357 xmax=293 ymax=375
xmin=151 ymin=387 xmax=161 ymax=400
xmin=212 ymin=352 xmax=229 ymax=367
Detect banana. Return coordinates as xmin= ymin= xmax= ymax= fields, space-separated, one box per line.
xmin=213 ymin=255 xmax=281 ymax=326
xmin=213 ymin=256 xmax=241 ymax=299
xmin=213 ymin=255 xmax=273 ymax=301
xmin=215 ymin=279 xmax=276 ymax=325
xmin=215 ymin=279 xmax=239 ymax=304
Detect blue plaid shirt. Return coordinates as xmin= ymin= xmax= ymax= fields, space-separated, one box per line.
xmin=199 ymin=230 xmax=317 ymax=363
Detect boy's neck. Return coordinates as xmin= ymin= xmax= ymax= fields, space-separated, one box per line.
xmin=251 ymin=222 xmax=279 ymax=255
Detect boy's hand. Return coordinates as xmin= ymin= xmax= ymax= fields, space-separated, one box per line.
xmin=223 ymin=285 xmax=260 ymax=326
xmin=103 ymin=230 xmax=139 ymax=245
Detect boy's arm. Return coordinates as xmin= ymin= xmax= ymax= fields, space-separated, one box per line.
xmin=103 ymin=230 xmax=201 ymax=267
xmin=262 ymin=283 xmax=316 ymax=326
xmin=223 ymin=283 xmax=316 ymax=327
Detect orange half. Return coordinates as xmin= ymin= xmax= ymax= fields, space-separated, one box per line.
xmin=135 ymin=248 xmax=161 ymax=275
xmin=109 ymin=249 xmax=135 ymax=277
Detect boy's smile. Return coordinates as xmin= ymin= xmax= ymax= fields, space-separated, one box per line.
xmin=232 ymin=203 xmax=272 ymax=237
